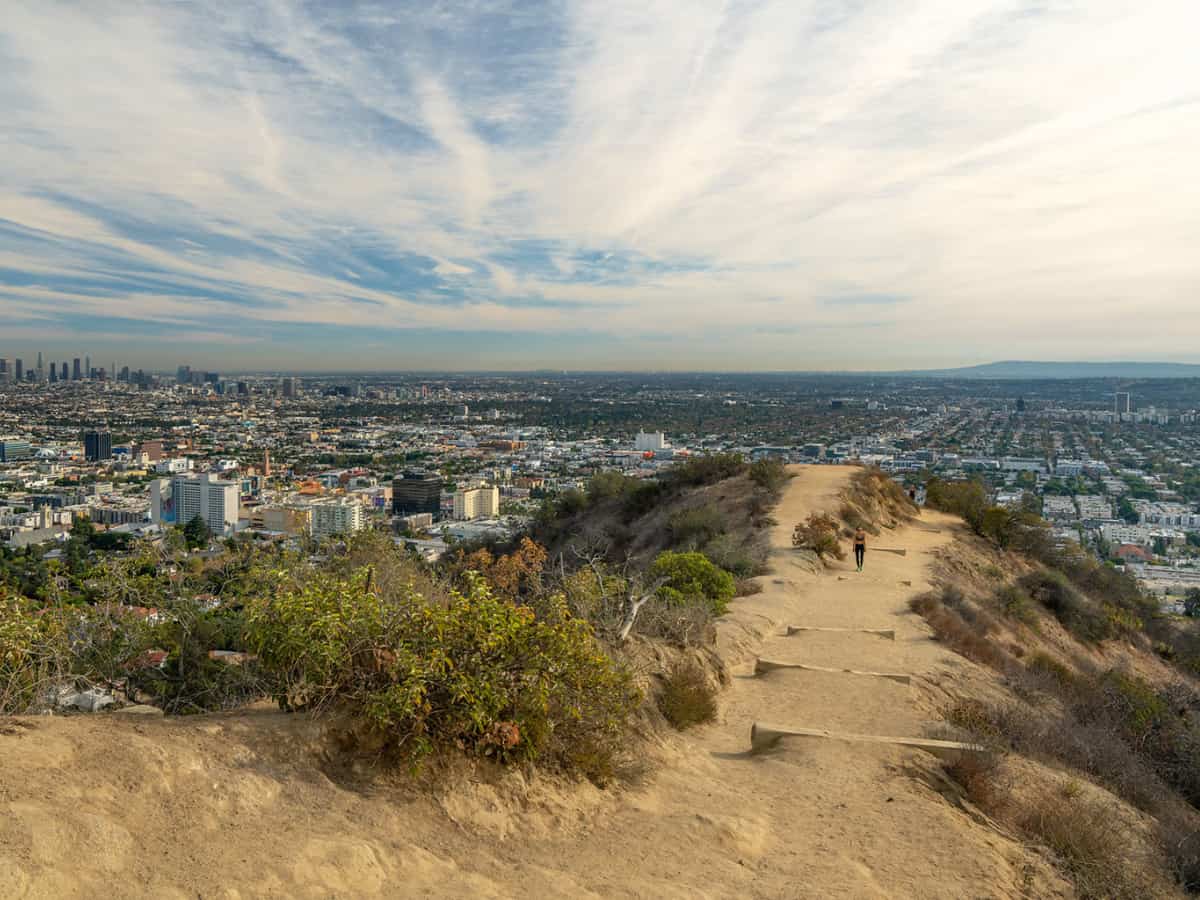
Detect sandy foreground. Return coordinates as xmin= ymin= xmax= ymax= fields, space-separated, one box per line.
xmin=0 ymin=466 xmax=1069 ymax=899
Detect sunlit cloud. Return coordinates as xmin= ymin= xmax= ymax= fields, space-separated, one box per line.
xmin=1 ymin=0 xmax=1198 ymax=370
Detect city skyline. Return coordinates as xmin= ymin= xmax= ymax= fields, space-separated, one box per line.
xmin=3 ymin=1 xmax=1199 ymax=370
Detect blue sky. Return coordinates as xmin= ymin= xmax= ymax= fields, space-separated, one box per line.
xmin=1 ymin=0 xmax=1198 ymax=371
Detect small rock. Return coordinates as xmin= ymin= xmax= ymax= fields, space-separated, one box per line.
xmin=73 ymin=689 xmax=115 ymax=713
xmin=114 ymin=704 xmax=165 ymax=717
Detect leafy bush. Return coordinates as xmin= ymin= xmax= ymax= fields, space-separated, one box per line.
xmin=702 ymin=533 xmax=756 ymax=578
xmin=747 ymin=458 xmax=789 ymax=495
xmin=657 ymin=658 xmax=717 ymax=730
xmin=650 ymin=551 xmax=736 ymax=617
xmin=793 ymin=512 xmax=846 ymax=561
xmin=0 ymin=595 xmax=67 ymax=714
xmin=245 ymin=570 xmax=639 ymax=780
xmin=1025 ymin=652 xmax=1076 ymax=687
xmin=667 ymin=505 xmax=724 ymax=548
xmin=1020 ymin=570 xmax=1113 ymax=642
xmin=925 ymin=478 xmax=988 ymax=533
xmin=662 ymin=453 xmax=746 ymax=489
xmin=996 ymin=584 xmax=1038 ymax=626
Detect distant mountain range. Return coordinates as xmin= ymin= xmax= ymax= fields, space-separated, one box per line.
xmin=894 ymin=361 xmax=1200 ymax=380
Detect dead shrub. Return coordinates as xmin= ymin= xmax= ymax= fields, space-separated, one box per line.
xmin=1018 ymin=789 xmax=1145 ymax=900
xmin=945 ymin=751 xmax=1005 ymax=811
xmin=1025 ymin=652 xmax=1076 ymax=688
xmin=909 ymin=591 xmax=1014 ymax=672
xmin=657 ymin=659 xmax=718 ymax=730
xmin=734 ymin=578 xmax=763 ymax=598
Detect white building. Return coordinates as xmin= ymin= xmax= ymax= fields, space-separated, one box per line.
xmin=453 ymin=485 xmax=500 ymax=520
xmin=309 ymin=499 xmax=365 ymax=540
xmin=163 ymin=472 xmax=239 ymax=536
xmin=635 ymin=431 xmax=669 ymax=452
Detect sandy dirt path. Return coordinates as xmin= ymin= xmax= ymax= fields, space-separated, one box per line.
xmin=1 ymin=466 xmax=1068 ymax=899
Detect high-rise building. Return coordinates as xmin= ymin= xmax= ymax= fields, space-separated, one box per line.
xmin=35 ymin=352 xmax=44 ymax=382
xmin=14 ymin=360 xmax=23 ymax=382
xmin=177 ymin=365 xmax=191 ymax=385
xmin=83 ymin=430 xmax=112 ymax=462
xmin=280 ymin=377 xmax=297 ymax=398
xmin=1115 ymin=392 xmax=1132 ymax=417
xmin=60 ymin=362 xmax=68 ymax=381
xmin=635 ymin=430 xmax=669 ymax=452
xmin=49 ymin=365 xmax=57 ymax=383
xmin=120 ymin=366 xmax=130 ymax=383
xmin=392 ymin=471 xmax=443 ymax=516
xmin=84 ymin=356 xmax=91 ymax=379
xmin=0 ymin=439 xmax=33 ymax=462
xmin=452 ymin=484 xmax=500 ymax=520
xmin=135 ymin=439 xmax=164 ymax=462
xmin=73 ymin=358 xmax=82 ymax=381
xmin=310 ymin=498 xmax=366 ymax=540
xmin=168 ymin=472 xmax=239 ymax=536
xmin=0 ymin=359 xmax=9 ymax=383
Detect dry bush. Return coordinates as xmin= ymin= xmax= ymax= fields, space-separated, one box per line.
xmin=793 ymin=513 xmax=846 ymax=561
xmin=839 ymin=502 xmax=878 ymax=536
xmin=844 ymin=467 xmax=918 ymax=527
xmin=1018 ymin=788 xmax=1147 ymax=900
xmin=909 ymin=590 xmax=1015 ymax=672
xmin=734 ymin=578 xmax=763 ymax=598
xmin=657 ymin=658 xmax=717 ymax=730
xmin=945 ymin=751 xmax=1005 ymax=810
xmin=1025 ymin=651 xmax=1076 ymax=688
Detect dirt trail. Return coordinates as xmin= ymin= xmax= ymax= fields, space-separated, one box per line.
xmin=1 ymin=466 xmax=1068 ymax=899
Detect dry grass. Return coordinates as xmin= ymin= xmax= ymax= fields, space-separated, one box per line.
xmin=909 ymin=589 xmax=1016 ymax=672
xmin=656 ymin=659 xmax=718 ymax=730
xmin=1017 ymin=788 xmax=1149 ymax=900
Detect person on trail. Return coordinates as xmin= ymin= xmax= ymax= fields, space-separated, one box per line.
xmin=853 ymin=527 xmax=866 ymax=572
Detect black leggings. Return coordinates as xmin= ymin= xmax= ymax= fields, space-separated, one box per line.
xmin=855 ymin=545 xmax=865 ymax=567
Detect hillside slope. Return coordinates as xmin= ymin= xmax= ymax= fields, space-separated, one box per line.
xmin=2 ymin=467 xmax=1067 ymax=899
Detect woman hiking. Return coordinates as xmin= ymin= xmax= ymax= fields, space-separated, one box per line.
xmin=853 ymin=527 xmax=866 ymax=572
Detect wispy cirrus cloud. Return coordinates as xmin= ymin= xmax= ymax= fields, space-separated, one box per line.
xmin=1 ymin=0 xmax=1198 ymax=370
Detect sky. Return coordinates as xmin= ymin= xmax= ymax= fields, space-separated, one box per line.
xmin=2 ymin=0 xmax=1199 ymax=372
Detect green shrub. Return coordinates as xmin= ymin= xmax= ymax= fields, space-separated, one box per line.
xmin=657 ymin=659 xmax=717 ymax=730
xmin=702 ymin=533 xmax=756 ymax=578
xmin=1025 ymin=652 xmax=1076 ymax=686
xmin=245 ymin=570 xmax=640 ymax=780
xmin=667 ymin=505 xmax=724 ymax=548
xmin=925 ymin=478 xmax=988 ymax=533
xmin=663 ymin=453 xmax=746 ymax=489
xmin=996 ymin=584 xmax=1038 ymax=626
xmin=1021 ymin=570 xmax=1113 ymax=642
xmin=0 ymin=595 xmax=67 ymax=714
xmin=650 ymin=551 xmax=736 ymax=616
xmin=747 ymin=459 xmax=789 ymax=495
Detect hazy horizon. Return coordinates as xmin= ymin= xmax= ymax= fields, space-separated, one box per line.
xmin=3 ymin=1 xmax=1198 ymax=369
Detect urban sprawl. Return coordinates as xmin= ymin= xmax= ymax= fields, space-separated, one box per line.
xmin=3 ymin=357 xmax=1200 ymax=609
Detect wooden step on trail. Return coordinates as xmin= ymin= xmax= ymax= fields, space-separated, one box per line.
xmin=786 ymin=625 xmax=895 ymax=640
xmin=754 ymin=658 xmax=912 ymax=685
xmin=873 ymin=548 xmax=907 ymax=556
xmin=750 ymin=723 xmax=985 ymax=761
